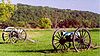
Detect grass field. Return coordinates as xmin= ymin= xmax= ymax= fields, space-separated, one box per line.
xmin=0 ymin=29 xmax=100 ymax=56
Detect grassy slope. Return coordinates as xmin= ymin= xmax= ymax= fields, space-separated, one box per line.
xmin=0 ymin=29 xmax=99 ymax=56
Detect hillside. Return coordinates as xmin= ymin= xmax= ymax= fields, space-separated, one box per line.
xmin=0 ymin=3 xmax=100 ymax=28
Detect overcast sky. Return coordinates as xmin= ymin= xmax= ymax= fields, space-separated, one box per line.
xmin=0 ymin=0 xmax=100 ymax=14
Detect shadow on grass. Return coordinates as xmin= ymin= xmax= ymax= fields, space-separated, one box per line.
xmin=0 ymin=42 xmax=10 ymax=44
xmin=8 ymin=48 xmax=76 ymax=53
xmin=9 ymin=49 xmax=57 ymax=53
xmin=8 ymin=47 xmax=100 ymax=53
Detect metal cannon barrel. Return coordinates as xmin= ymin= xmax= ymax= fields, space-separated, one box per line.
xmin=63 ymin=32 xmax=80 ymax=37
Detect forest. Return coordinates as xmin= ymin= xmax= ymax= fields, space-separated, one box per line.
xmin=0 ymin=3 xmax=100 ymax=29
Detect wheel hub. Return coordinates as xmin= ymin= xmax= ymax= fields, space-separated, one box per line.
xmin=59 ymin=38 xmax=66 ymax=45
xmin=79 ymin=38 xmax=85 ymax=44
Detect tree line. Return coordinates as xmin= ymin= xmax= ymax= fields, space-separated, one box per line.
xmin=0 ymin=3 xmax=100 ymax=29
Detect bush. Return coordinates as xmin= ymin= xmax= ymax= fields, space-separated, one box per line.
xmin=38 ymin=18 xmax=52 ymax=29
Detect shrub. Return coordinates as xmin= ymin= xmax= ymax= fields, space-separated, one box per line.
xmin=38 ymin=18 xmax=52 ymax=29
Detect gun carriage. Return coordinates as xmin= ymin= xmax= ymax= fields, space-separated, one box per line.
xmin=52 ymin=28 xmax=91 ymax=52
xmin=2 ymin=27 xmax=27 ymax=43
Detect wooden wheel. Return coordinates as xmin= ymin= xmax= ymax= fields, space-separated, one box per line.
xmin=9 ymin=31 xmax=18 ymax=43
xmin=73 ymin=28 xmax=91 ymax=52
xmin=52 ymin=29 xmax=71 ymax=52
xmin=18 ymin=29 xmax=27 ymax=42
xmin=14 ymin=28 xmax=27 ymax=43
xmin=2 ymin=32 xmax=10 ymax=42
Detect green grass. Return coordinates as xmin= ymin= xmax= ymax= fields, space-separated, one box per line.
xmin=0 ymin=29 xmax=100 ymax=56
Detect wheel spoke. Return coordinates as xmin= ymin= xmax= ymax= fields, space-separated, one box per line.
xmin=63 ymin=45 xmax=66 ymax=50
xmin=61 ymin=31 xmax=63 ymax=36
xmin=61 ymin=45 xmax=63 ymax=49
xmin=83 ymin=31 xmax=86 ymax=37
xmin=55 ymin=35 xmax=60 ymax=39
xmin=65 ymin=44 xmax=68 ymax=48
xmin=5 ymin=37 xmax=9 ymax=40
xmin=54 ymin=39 xmax=59 ymax=41
xmin=55 ymin=41 xmax=59 ymax=45
xmin=11 ymin=37 xmax=17 ymax=43
xmin=79 ymin=30 xmax=82 ymax=37
xmin=84 ymin=35 xmax=88 ymax=38
xmin=81 ymin=29 xmax=84 ymax=37
xmin=84 ymin=42 xmax=88 ymax=48
xmin=56 ymin=44 xmax=60 ymax=48
xmin=63 ymin=45 xmax=65 ymax=50
xmin=57 ymin=32 xmax=61 ymax=37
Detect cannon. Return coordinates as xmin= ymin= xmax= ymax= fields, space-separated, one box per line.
xmin=2 ymin=27 xmax=27 ymax=43
xmin=52 ymin=28 xmax=91 ymax=52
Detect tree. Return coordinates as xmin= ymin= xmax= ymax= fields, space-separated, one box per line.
xmin=0 ymin=0 xmax=15 ymax=28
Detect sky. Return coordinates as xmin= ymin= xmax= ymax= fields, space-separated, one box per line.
xmin=0 ymin=0 xmax=100 ymax=14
